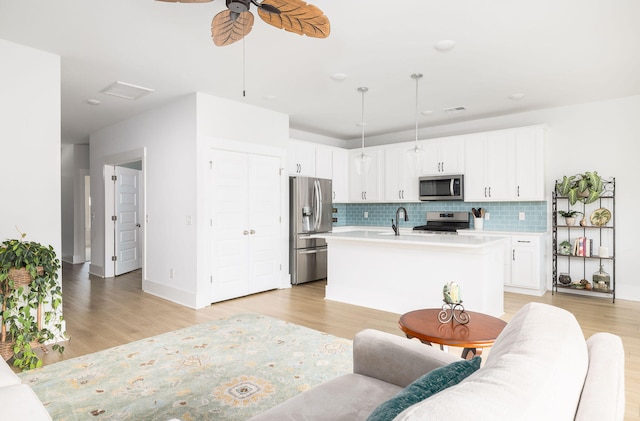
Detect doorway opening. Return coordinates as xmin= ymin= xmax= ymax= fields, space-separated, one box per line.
xmin=103 ymin=154 xmax=145 ymax=280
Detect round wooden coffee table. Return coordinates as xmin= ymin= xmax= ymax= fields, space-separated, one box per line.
xmin=398 ymin=308 xmax=507 ymax=359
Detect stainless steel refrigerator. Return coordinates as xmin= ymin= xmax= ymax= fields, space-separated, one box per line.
xmin=289 ymin=176 xmax=333 ymax=285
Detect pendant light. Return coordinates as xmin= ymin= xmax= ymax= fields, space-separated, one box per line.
xmin=407 ymin=73 xmax=424 ymax=174
xmin=354 ymin=86 xmax=371 ymax=175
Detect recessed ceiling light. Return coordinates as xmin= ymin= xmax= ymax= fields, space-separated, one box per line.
xmin=84 ymin=99 xmax=101 ymax=106
xmin=263 ymin=94 xmax=277 ymax=101
xmin=434 ymin=40 xmax=456 ymax=52
xmin=420 ymin=110 xmax=433 ymax=116
xmin=100 ymin=81 xmax=154 ymax=101
xmin=509 ymin=93 xmax=525 ymax=100
xmin=330 ymin=73 xmax=347 ymax=81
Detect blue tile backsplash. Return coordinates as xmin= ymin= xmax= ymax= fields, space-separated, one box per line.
xmin=332 ymin=201 xmax=547 ymax=232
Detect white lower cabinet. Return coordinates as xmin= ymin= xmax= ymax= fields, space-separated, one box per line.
xmin=458 ymin=231 xmax=545 ymax=295
xmin=510 ymin=235 xmax=544 ymax=293
xmin=208 ymin=149 xmax=282 ymax=303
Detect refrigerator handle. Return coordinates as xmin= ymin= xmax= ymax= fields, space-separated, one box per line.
xmin=313 ymin=179 xmax=322 ymax=231
xmin=316 ymin=179 xmax=323 ymax=230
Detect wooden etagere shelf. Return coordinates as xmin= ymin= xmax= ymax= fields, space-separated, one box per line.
xmin=552 ymin=178 xmax=616 ymax=302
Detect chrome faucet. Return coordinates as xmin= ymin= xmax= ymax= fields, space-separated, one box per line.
xmin=392 ymin=206 xmax=409 ymax=235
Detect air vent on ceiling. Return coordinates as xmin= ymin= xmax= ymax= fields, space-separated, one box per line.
xmin=443 ymin=106 xmax=467 ymax=113
xmin=100 ymin=81 xmax=154 ymax=101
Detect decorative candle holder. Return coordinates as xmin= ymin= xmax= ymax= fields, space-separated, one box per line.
xmin=438 ymin=301 xmax=470 ymax=324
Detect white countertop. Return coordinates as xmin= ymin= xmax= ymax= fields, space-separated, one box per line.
xmin=314 ymin=229 xmax=509 ymax=248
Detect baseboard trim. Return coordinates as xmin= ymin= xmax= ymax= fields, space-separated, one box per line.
xmin=143 ymin=278 xmax=197 ymax=309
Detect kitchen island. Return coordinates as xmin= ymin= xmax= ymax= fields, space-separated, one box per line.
xmin=313 ymin=230 xmax=509 ymax=317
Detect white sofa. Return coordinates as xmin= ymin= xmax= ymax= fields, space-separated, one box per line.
xmin=250 ymin=302 xmax=626 ymax=420
xmin=0 ymin=357 xmax=52 ymax=420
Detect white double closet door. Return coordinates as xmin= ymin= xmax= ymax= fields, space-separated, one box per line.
xmin=209 ymin=149 xmax=281 ymax=303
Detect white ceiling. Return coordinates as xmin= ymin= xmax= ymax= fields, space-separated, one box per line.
xmin=1 ymin=0 xmax=639 ymax=145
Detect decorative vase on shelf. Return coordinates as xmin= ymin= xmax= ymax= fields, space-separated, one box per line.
xmin=592 ymin=265 xmax=610 ymax=291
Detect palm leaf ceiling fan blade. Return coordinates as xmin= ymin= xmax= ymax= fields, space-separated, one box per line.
xmin=257 ymin=0 xmax=330 ymax=38
xmin=211 ymin=9 xmax=254 ymax=46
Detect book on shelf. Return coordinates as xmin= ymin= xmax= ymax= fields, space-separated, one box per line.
xmin=572 ymin=237 xmax=594 ymax=257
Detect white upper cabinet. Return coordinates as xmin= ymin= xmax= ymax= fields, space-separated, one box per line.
xmin=421 ymin=136 xmax=465 ymax=175
xmin=465 ymin=126 xmax=545 ymax=202
xmin=509 ymin=126 xmax=545 ymax=201
xmin=287 ymin=140 xmax=317 ymax=176
xmin=314 ymin=145 xmax=333 ymax=180
xmin=383 ymin=143 xmax=419 ymax=202
xmin=331 ymin=148 xmax=349 ymax=203
xmin=349 ymin=148 xmax=382 ymax=202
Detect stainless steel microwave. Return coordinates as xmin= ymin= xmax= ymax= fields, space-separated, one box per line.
xmin=419 ymin=175 xmax=464 ymax=201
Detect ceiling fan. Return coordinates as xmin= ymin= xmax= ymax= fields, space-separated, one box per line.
xmin=156 ymin=0 xmax=330 ymax=46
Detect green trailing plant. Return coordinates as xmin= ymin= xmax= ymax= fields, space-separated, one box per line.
xmin=0 ymin=231 xmax=65 ymax=370
xmin=556 ymin=171 xmax=604 ymax=206
xmin=557 ymin=210 xmax=583 ymax=218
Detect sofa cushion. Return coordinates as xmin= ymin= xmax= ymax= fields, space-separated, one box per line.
xmin=0 ymin=384 xmax=52 ymax=420
xmin=0 ymin=357 xmax=21 ymax=388
xmin=248 ymin=373 xmax=403 ymax=421
xmin=395 ymin=302 xmax=589 ymax=421
xmin=575 ymin=332 xmax=625 ymax=421
xmin=367 ymin=356 xmax=481 ymax=421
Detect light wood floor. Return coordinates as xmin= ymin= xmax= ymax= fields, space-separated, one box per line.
xmin=38 ymin=263 xmax=639 ymax=420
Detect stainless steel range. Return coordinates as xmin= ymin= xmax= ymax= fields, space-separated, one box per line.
xmin=413 ymin=211 xmax=470 ymax=234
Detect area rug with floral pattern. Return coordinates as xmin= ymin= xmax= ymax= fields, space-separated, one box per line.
xmin=18 ymin=314 xmax=353 ymax=421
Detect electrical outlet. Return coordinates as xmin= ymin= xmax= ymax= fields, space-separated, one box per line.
xmin=519 ymin=212 xmax=525 ymax=221
xmin=186 ymin=215 xmax=192 ymax=225
xmin=484 ymin=212 xmax=490 ymax=220
xmin=169 ymin=269 xmax=174 ymax=279
xmin=364 ymin=211 xmax=368 ymax=218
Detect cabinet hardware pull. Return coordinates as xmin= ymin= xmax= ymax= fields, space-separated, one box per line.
xmin=250 ymin=229 xmax=255 ymax=234
xmin=243 ymin=230 xmax=249 ymax=235
xmin=512 ymin=250 xmax=516 ymax=261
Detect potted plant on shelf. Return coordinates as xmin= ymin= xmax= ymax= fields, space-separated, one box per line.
xmin=0 ymin=232 xmax=65 ymax=370
xmin=558 ymin=210 xmax=583 ymax=226
xmin=555 ymin=171 xmax=604 ymax=206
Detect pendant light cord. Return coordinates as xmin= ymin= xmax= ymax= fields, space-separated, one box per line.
xmin=358 ymin=87 xmax=368 ymax=156
xmin=411 ymin=73 xmax=423 ymax=149
xmin=242 ymin=25 xmax=246 ymax=97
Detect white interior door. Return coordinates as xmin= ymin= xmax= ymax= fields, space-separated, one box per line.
xmin=247 ymin=154 xmax=280 ymax=294
xmin=209 ymin=149 xmax=281 ymax=303
xmin=210 ymin=150 xmax=250 ymax=302
xmin=114 ymin=166 xmax=141 ymax=275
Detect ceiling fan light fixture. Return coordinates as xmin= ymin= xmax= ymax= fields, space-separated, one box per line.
xmin=227 ymin=0 xmax=250 ymax=13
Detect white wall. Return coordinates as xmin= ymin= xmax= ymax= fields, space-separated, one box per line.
xmin=195 ymin=93 xmax=290 ymax=308
xmin=90 ymin=94 xmax=198 ymax=305
xmin=351 ymin=95 xmax=640 ymax=301
xmin=0 ymin=39 xmax=61 ymax=261
xmin=61 ymin=144 xmax=89 ymax=263
xmin=90 ymin=92 xmax=289 ymax=308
